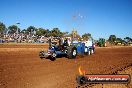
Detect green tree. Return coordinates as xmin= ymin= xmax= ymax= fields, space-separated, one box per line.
xmin=21 ymin=29 xmax=28 ymax=34
xmin=51 ymin=28 xmax=62 ymax=37
xmin=124 ymin=37 xmax=131 ymax=42
xmin=116 ymin=38 xmax=123 ymax=43
xmin=61 ymin=32 xmax=69 ymax=37
xmin=0 ymin=22 xmax=6 ymax=37
xmin=27 ymin=26 xmax=36 ymax=34
xmin=82 ymin=33 xmax=92 ymax=41
xmin=45 ymin=29 xmax=51 ymax=37
xmin=8 ymin=25 xmax=20 ymax=34
xmin=108 ymin=35 xmax=116 ymax=44
xmin=36 ymin=28 xmax=46 ymax=36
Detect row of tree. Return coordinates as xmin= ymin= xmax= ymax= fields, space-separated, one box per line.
xmin=0 ymin=22 xmax=131 ymax=43
xmin=0 ymin=22 xmax=92 ymax=40
xmin=108 ymin=35 xmax=132 ymax=45
xmin=0 ymin=22 xmax=69 ymax=37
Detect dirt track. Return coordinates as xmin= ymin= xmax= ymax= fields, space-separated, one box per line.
xmin=0 ymin=44 xmax=132 ymax=88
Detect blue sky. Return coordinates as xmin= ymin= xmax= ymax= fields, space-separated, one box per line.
xmin=0 ymin=0 xmax=132 ymax=39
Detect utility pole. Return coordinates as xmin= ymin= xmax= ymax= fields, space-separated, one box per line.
xmin=16 ymin=22 xmax=20 ymax=42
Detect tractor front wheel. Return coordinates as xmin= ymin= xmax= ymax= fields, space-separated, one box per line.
xmin=39 ymin=51 xmax=45 ymax=59
xmin=50 ymin=52 xmax=56 ymax=61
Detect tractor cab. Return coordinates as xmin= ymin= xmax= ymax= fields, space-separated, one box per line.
xmin=49 ymin=38 xmax=69 ymax=50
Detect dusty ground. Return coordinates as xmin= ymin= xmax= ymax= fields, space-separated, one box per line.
xmin=0 ymin=44 xmax=132 ymax=88
xmin=92 ymin=66 xmax=132 ymax=88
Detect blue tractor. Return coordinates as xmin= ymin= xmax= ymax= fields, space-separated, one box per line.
xmin=39 ymin=38 xmax=95 ymax=61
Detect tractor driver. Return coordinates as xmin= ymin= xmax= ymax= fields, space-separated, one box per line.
xmin=63 ymin=38 xmax=69 ymax=46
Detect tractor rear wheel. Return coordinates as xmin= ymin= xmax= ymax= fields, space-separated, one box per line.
xmin=88 ymin=50 xmax=91 ymax=55
xmin=84 ymin=47 xmax=88 ymax=55
xmin=91 ymin=49 xmax=94 ymax=54
xmin=67 ymin=46 xmax=77 ymax=59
